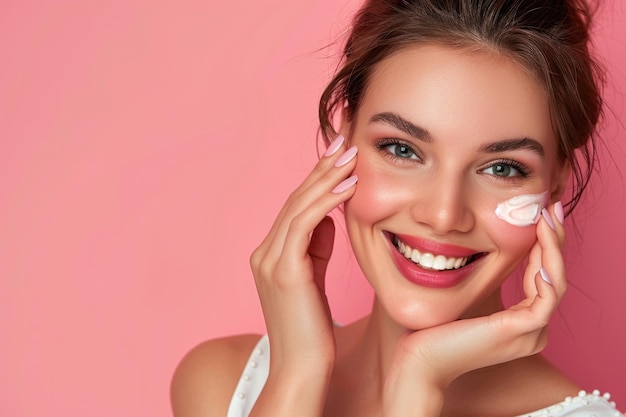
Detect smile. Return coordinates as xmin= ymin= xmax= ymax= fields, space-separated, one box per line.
xmin=386 ymin=232 xmax=486 ymax=288
xmin=392 ymin=235 xmax=470 ymax=271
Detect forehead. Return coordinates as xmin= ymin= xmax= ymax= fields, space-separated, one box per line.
xmin=357 ymin=44 xmax=555 ymax=149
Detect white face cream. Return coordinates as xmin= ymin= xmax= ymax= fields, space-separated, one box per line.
xmin=495 ymin=192 xmax=549 ymax=227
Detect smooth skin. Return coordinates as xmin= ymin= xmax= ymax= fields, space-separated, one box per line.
xmin=171 ymin=45 xmax=579 ymax=417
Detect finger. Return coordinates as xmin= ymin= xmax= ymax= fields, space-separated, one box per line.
xmin=270 ymin=136 xmax=350 ymax=231
xmin=264 ymin=147 xmax=358 ymax=262
xmin=536 ymin=210 xmax=567 ymax=299
xmin=549 ymin=201 xmax=566 ymax=249
xmin=522 ymin=240 xmax=542 ymax=301
xmin=526 ymin=268 xmax=558 ymax=325
xmin=308 ymin=216 xmax=336 ymax=293
xmin=278 ymin=177 xmax=357 ymax=277
xmin=521 ymin=202 xmax=566 ymax=301
xmin=253 ymin=136 xmax=348 ymax=253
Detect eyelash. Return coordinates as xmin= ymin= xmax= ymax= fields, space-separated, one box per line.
xmin=376 ymin=138 xmax=531 ymax=179
xmin=375 ymin=138 xmax=421 ymax=162
xmin=483 ymin=159 xmax=531 ymax=179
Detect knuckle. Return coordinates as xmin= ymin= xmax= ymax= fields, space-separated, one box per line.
xmin=285 ymin=191 xmax=312 ymax=216
xmin=319 ymin=165 xmax=341 ymax=184
xmin=284 ymin=190 xmax=302 ymax=210
xmin=249 ymin=245 xmax=269 ymax=272
xmin=258 ymin=262 xmax=275 ymax=281
xmin=249 ymin=247 xmax=277 ymax=282
xmin=288 ymin=213 xmax=309 ymax=235
xmin=249 ymin=248 xmax=262 ymax=270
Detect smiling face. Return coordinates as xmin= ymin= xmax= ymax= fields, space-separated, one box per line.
xmin=342 ymin=44 xmax=567 ymax=329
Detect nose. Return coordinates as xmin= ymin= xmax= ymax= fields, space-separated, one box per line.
xmin=410 ymin=173 xmax=475 ymax=235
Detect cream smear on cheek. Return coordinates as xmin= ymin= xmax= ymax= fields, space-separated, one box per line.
xmin=495 ymin=191 xmax=549 ymax=227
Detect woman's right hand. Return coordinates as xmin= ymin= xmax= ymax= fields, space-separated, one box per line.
xmin=248 ymin=135 xmax=357 ymax=416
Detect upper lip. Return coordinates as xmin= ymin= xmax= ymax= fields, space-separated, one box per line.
xmin=389 ymin=232 xmax=479 ymax=258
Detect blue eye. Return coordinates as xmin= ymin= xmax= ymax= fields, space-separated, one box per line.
xmin=378 ymin=141 xmax=419 ymax=160
xmin=482 ymin=160 xmax=529 ymax=178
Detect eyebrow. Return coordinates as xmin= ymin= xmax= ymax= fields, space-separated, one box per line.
xmin=370 ymin=111 xmax=545 ymax=158
xmin=369 ymin=112 xmax=432 ymax=143
xmin=479 ymin=137 xmax=545 ymax=157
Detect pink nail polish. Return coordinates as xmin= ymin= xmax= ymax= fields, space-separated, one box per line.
xmin=334 ymin=146 xmax=358 ymax=167
xmin=324 ymin=135 xmax=345 ymax=157
xmin=542 ymin=208 xmax=555 ymax=231
xmin=332 ymin=175 xmax=358 ymax=193
xmin=540 ymin=267 xmax=553 ymax=285
xmin=555 ymin=201 xmax=564 ymax=224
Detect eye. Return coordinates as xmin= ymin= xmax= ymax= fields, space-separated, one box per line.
xmin=482 ymin=160 xmax=529 ymax=178
xmin=377 ymin=139 xmax=420 ymax=161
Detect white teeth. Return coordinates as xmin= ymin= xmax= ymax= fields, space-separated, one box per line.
xmin=393 ymin=235 xmax=471 ymax=271
xmin=433 ymin=255 xmax=447 ymax=271
xmin=445 ymin=257 xmax=456 ymax=269
xmin=419 ymin=253 xmax=434 ymax=268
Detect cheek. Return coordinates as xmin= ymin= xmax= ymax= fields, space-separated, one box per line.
xmin=462 ymin=191 xmax=539 ymax=264
xmin=344 ymin=160 xmax=414 ymax=224
xmin=487 ymin=212 xmax=538 ymax=261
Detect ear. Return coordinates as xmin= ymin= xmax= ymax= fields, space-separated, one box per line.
xmin=550 ymin=160 xmax=571 ymax=202
xmin=337 ymin=104 xmax=353 ymax=140
xmin=337 ymin=123 xmax=352 ymax=141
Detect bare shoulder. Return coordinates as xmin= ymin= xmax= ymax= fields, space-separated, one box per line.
xmin=170 ymin=334 xmax=263 ymax=417
xmin=444 ymin=354 xmax=581 ymax=417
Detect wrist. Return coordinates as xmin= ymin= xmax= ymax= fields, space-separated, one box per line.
xmin=383 ymin=341 xmax=447 ymax=417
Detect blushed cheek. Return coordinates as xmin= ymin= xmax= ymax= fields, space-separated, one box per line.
xmin=344 ymin=164 xmax=414 ymax=224
xmin=487 ymin=211 xmax=538 ymax=261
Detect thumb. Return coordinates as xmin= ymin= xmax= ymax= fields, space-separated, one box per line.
xmin=308 ymin=216 xmax=335 ymax=292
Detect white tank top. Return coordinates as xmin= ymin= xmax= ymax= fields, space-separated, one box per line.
xmin=226 ymin=335 xmax=270 ymax=417
xmin=226 ymin=335 xmax=623 ymax=417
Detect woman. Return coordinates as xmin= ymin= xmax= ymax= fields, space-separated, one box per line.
xmin=171 ymin=1 xmax=622 ymax=416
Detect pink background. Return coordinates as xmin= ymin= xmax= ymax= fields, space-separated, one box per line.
xmin=0 ymin=1 xmax=624 ymax=416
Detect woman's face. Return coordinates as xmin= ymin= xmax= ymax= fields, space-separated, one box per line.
xmin=343 ymin=44 xmax=566 ymax=329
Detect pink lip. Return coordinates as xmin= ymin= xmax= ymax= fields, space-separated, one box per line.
xmin=393 ymin=233 xmax=477 ymax=258
xmin=386 ymin=232 xmax=484 ymax=289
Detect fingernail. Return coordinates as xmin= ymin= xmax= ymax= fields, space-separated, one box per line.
xmin=555 ymin=201 xmax=564 ymax=224
xmin=332 ymin=175 xmax=358 ymax=193
xmin=334 ymin=146 xmax=358 ymax=167
xmin=542 ymin=208 xmax=555 ymax=231
xmin=540 ymin=267 xmax=553 ymax=285
xmin=324 ymin=135 xmax=345 ymax=157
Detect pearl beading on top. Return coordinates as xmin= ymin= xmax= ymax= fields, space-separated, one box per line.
xmin=521 ymin=389 xmax=623 ymax=417
xmin=236 ymin=347 xmax=264 ymax=400
xmin=226 ymin=336 xmax=271 ymax=417
xmin=226 ymin=337 xmax=623 ymax=417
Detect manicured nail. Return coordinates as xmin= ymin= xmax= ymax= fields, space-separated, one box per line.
xmin=540 ymin=267 xmax=553 ymax=285
xmin=324 ymin=135 xmax=345 ymax=157
xmin=555 ymin=201 xmax=564 ymax=224
xmin=542 ymin=208 xmax=555 ymax=231
xmin=334 ymin=146 xmax=358 ymax=167
xmin=332 ymin=175 xmax=358 ymax=193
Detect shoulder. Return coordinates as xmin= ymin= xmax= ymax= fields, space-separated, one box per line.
xmin=170 ymin=334 xmax=263 ymax=417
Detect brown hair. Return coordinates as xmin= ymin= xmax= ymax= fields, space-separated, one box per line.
xmin=319 ymin=0 xmax=604 ymax=214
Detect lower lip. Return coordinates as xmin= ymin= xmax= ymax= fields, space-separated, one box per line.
xmin=387 ymin=236 xmax=481 ymax=289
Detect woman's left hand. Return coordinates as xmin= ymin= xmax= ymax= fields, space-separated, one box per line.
xmin=383 ymin=203 xmax=567 ymax=417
